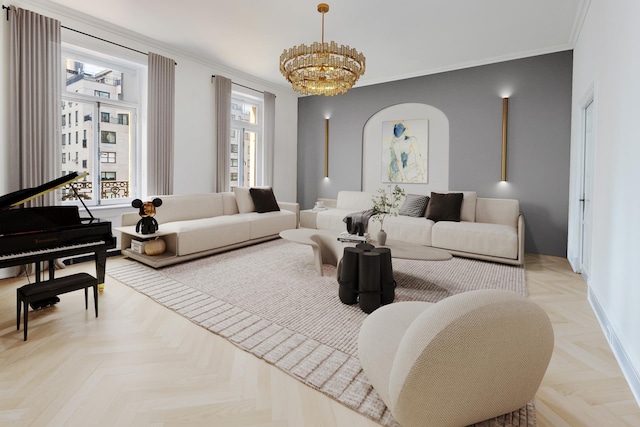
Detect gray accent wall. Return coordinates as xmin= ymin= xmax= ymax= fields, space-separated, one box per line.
xmin=297 ymin=51 xmax=573 ymax=256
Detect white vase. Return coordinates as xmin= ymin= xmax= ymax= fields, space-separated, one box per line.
xmin=377 ymin=229 xmax=387 ymax=246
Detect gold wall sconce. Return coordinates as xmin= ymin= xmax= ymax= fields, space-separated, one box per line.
xmin=325 ymin=118 xmax=329 ymax=178
xmin=501 ymin=97 xmax=508 ymax=181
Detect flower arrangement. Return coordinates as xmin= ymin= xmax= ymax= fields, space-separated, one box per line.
xmin=371 ymin=185 xmax=405 ymax=231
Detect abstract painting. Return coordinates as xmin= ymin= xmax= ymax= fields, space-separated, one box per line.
xmin=381 ymin=119 xmax=428 ymax=183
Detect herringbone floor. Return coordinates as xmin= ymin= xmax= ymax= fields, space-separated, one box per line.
xmin=0 ymin=253 xmax=638 ymax=426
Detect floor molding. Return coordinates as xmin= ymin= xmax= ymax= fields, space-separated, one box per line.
xmin=589 ymin=287 xmax=640 ymax=406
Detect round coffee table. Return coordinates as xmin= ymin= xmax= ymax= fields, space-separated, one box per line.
xmin=279 ymin=228 xmax=452 ymax=276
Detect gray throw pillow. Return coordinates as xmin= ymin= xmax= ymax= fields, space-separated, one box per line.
xmin=399 ymin=194 xmax=430 ymax=217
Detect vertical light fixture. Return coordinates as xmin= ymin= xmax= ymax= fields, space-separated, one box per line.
xmin=325 ymin=118 xmax=329 ymax=178
xmin=501 ymin=97 xmax=508 ymax=181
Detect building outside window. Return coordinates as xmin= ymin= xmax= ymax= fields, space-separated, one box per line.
xmin=100 ymin=152 xmax=116 ymax=163
xmin=101 ymin=130 xmax=116 ymax=144
xmin=101 ymin=171 xmax=116 ymax=180
xmin=230 ymin=93 xmax=262 ymax=189
xmin=61 ymin=47 xmax=143 ymax=205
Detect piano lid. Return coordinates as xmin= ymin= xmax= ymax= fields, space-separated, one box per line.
xmin=0 ymin=172 xmax=89 ymax=210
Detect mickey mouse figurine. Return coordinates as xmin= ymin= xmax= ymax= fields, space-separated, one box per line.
xmin=132 ymin=198 xmax=163 ymax=234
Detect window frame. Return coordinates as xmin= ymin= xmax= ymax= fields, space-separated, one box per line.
xmin=60 ymin=44 xmax=145 ymax=207
xmin=230 ymin=91 xmax=264 ymax=188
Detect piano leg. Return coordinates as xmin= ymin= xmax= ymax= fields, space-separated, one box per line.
xmin=95 ymin=248 xmax=107 ymax=292
xmin=48 ymin=260 xmax=56 ymax=280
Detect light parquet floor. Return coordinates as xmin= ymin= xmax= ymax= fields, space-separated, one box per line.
xmin=0 ymin=253 xmax=638 ymax=426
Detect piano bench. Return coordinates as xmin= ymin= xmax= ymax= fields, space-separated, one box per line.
xmin=16 ymin=273 xmax=99 ymax=341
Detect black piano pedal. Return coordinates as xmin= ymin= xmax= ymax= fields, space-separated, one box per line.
xmin=30 ymin=296 xmax=60 ymax=310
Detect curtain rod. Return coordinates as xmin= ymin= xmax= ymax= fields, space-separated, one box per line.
xmin=2 ymin=5 xmax=177 ymax=65
xmin=211 ymin=75 xmax=269 ymax=96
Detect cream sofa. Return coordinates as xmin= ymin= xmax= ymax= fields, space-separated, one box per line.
xmin=307 ymin=191 xmax=524 ymax=265
xmin=119 ymin=189 xmax=299 ymax=268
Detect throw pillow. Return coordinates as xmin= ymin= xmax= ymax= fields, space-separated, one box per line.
xmin=249 ymin=187 xmax=280 ymax=213
xmin=426 ymin=192 xmax=464 ymax=222
xmin=399 ymin=194 xmax=430 ymax=217
xmin=233 ymin=187 xmax=255 ymax=213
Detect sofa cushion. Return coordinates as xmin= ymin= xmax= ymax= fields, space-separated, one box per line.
xmin=475 ymin=198 xmax=520 ymax=227
xmin=399 ymin=194 xmax=429 ymax=217
xmin=431 ymin=221 xmax=518 ymax=259
xmin=250 ymin=187 xmax=280 ymax=213
xmin=150 ymin=193 xmax=224 ymax=224
xmin=426 ymin=192 xmax=463 ymax=222
xmin=240 ymin=210 xmax=298 ymax=239
xmin=336 ymin=191 xmax=375 ymax=211
xmin=316 ymin=208 xmax=359 ymax=232
xmin=367 ymin=215 xmax=434 ymax=246
xmin=233 ymin=187 xmax=255 ymax=213
xmin=161 ymin=216 xmax=251 ymax=256
xmin=221 ymin=192 xmax=239 ymax=215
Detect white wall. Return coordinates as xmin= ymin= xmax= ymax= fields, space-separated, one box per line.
xmin=569 ymin=0 xmax=640 ymax=401
xmin=362 ymin=103 xmax=449 ymax=194
xmin=0 ymin=0 xmax=298 ymax=206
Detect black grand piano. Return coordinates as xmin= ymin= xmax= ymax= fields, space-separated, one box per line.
xmin=0 ymin=172 xmax=116 ymax=291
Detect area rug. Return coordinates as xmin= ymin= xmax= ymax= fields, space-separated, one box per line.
xmin=107 ymin=239 xmax=533 ymax=426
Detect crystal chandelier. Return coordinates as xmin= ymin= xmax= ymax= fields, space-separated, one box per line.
xmin=279 ymin=3 xmax=366 ymax=96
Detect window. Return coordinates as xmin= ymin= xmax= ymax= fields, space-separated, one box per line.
xmin=62 ymin=134 xmax=67 ymax=145
xmin=62 ymin=115 xmax=67 ymax=127
xmin=62 ymin=153 xmax=66 ymax=164
xmin=118 ymin=113 xmax=129 ymax=125
xmin=230 ymin=93 xmax=262 ymax=188
xmin=101 ymin=131 xmax=116 ymax=144
xmin=61 ymin=47 xmax=143 ymax=205
xmin=100 ymin=152 xmax=116 ymax=163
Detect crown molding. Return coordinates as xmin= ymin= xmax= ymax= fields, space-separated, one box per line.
xmin=12 ymin=0 xmax=295 ymax=96
xmin=356 ymin=44 xmax=574 ymax=89
xmin=569 ymin=0 xmax=593 ymax=47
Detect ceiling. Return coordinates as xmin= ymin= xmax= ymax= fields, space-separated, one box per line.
xmin=46 ymin=0 xmax=590 ymax=93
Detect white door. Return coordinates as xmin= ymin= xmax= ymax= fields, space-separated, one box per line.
xmin=580 ymin=100 xmax=595 ymax=278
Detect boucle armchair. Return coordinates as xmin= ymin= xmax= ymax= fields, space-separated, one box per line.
xmin=358 ymin=290 xmax=554 ymax=427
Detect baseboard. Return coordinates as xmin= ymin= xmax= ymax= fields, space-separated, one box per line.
xmin=588 ymin=288 xmax=640 ymax=406
xmin=567 ymin=253 xmax=580 ymax=273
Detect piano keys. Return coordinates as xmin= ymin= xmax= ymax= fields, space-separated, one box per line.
xmin=0 ymin=172 xmax=116 ymax=290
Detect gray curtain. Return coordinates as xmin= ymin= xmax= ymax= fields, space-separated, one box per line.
xmin=9 ymin=6 xmax=61 ymax=207
xmin=147 ymin=52 xmax=175 ymax=196
xmin=263 ymin=91 xmax=275 ymax=187
xmin=215 ymin=75 xmax=231 ymax=192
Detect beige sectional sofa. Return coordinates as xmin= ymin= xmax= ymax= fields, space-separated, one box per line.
xmin=307 ymin=191 xmax=524 ymax=265
xmin=118 ymin=189 xmax=299 ymax=268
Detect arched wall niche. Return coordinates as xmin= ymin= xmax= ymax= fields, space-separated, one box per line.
xmin=362 ymin=103 xmax=450 ymax=194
